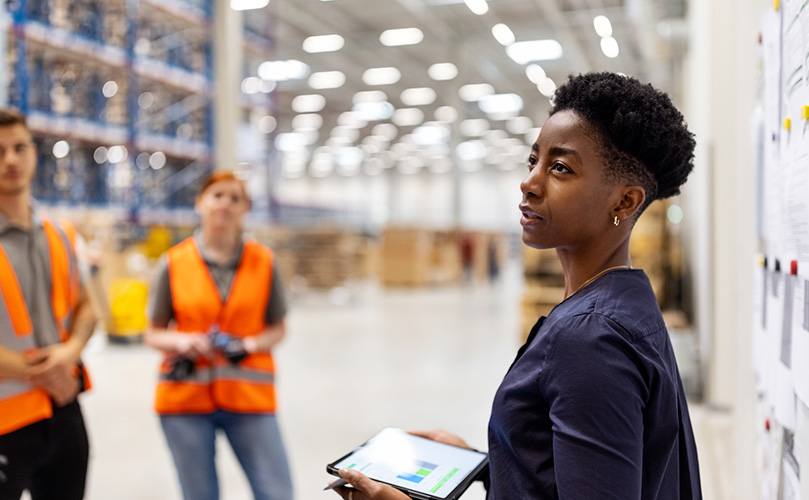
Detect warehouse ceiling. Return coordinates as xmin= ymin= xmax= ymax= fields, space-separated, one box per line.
xmin=258 ymin=0 xmax=689 ymax=177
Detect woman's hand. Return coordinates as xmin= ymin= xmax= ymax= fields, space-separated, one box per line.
xmin=408 ymin=430 xmax=471 ymax=449
xmin=332 ymin=468 xmax=411 ymax=500
xmin=174 ymin=333 xmax=212 ymax=359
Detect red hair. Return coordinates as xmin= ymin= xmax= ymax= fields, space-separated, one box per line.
xmin=197 ymin=171 xmax=252 ymax=208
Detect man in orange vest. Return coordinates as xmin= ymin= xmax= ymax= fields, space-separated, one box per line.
xmin=0 ymin=108 xmax=97 ymax=500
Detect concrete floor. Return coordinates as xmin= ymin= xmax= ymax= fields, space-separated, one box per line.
xmin=67 ymin=263 xmax=730 ymax=500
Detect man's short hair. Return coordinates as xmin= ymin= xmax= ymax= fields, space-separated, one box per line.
xmin=0 ymin=107 xmax=28 ymax=129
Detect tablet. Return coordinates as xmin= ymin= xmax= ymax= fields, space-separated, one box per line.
xmin=326 ymin=427 xmax=488 ymax=500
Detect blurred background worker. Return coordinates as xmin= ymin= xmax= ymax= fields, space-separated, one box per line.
xmin=0 ymin=107 xmax=97 ymax=500
xmin=144 ymin=171 xmax=293 ymax=500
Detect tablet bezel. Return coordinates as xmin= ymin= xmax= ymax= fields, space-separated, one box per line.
xmin=326 ymin=428 xmax=489 ymax=500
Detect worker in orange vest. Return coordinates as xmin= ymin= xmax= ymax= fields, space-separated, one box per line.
xmin=0 ymin=108 xmax=97 ymax=500
xmin=145 ymin=171 xmax=293 ymax=500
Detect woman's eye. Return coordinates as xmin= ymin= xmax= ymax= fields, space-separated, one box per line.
xmin=526 ymin=157 xmax=537 ymax=169
xmin=551 ymin=162 xmax=569 ymax=173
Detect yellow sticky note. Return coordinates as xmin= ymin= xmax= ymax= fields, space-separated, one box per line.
xmin=775 ymin=0 xmax=781 ymax=10
xmin=802 ymin=105 xmax=809 ymax=120
xmin=784 ymin=117 xmax=792 ymax=130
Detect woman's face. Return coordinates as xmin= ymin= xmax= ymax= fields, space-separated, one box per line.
xmin=195 ymin=180 xmax=249 ymax=229
xmin=519 ymin=110 xmax=621 ymax=251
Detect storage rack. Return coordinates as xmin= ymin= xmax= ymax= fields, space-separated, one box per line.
xmin=3 ymin=0 xmax=215 ymax=209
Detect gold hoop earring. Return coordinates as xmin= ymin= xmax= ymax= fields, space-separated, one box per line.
xmin=613 ymin=216 xmax=620 ymax=226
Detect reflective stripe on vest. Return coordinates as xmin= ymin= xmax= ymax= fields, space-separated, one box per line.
xmin=0 ymin=221 xmax=77 ymax=435
xmin=155 ymin=238 xmax=275 ymax=415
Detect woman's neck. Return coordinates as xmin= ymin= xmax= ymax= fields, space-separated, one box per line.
xmin=201 ymin=227 xmax=240 ymax=263
xmin=557 ymin=240 xmax=632 ymax=298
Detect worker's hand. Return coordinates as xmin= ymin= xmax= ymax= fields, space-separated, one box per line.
xmin=407 ymin=430 xmax=472 ymax=449
xmin=25 ymin=345 xmax=81 ymax=406
xmin=175 ymin=333 xmax=213 ymax=359
xmin=332 ymin=468 xmax=411 ymax=500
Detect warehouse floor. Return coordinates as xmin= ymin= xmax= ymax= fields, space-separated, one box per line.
xmin=58 ymin=262 xmax=730 ymax=500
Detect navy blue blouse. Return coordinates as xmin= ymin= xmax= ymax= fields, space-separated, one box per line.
xmin=487 ymin=269 xmax=701 ymax=499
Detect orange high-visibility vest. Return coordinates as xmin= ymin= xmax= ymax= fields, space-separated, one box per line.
xmin=0 ymin=219 xmax=86 ymax=435
xmin=155 ymin=237 xmax=276 ymax=415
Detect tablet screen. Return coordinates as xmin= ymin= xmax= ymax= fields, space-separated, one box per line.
xmin=328 ymin=428 xmax=488 ymax=499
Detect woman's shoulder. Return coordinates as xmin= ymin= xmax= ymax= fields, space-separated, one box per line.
xmin=547 ymin=270 xmax=666 ymax=343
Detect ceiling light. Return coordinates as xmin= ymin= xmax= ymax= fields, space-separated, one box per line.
xmin=362 ymin=67 xmax=402 ymax=85
xmin=537 ymin=77 xmax=557 ymax=97
xmin=380 ymin=27 xmax=424 ymax=46
xmin=525 ymin=64 xmax=546 ymax=84
xmin=275 ymin=132 xmax=316 ymax=152
xmin=463 ymin=0 xmax=488 ymax=15
xmin=241 ymin=76 xmax=261 ymax=94
xmin=302 ymin=34 xmax=345 ymax=53
xmin=506 ymin=116 xmax=533 ymax=135
xmin=601 ymin=36 xmax=619 ymax=58
xmin=456 ymin=140 xmax=487 ymax=161
xmin=291 ymin=94 xmax=326 ymax=113
xmin=506 ymin=40 xmax=563 ymax=64
xmin=353 ymin=90 xmax=388 ymax=103
xmin=292 ymin=113 xmax=323 ymax=131
xmin=258 ymin=60 xmax=310 ymax=81
xmin=308 ymin=71 xmax=346 ymax=89
xmin=459 ymin=83 xmax=494 ymax=102
xmin=393 ymin=108 xmax=425 ymax=127
xmin=372 ymin=123 xmax=399 ymax=141
xmin=412 ymin=124 xmax=450 ymax=146
xmin=459 ymin=119 xmax=490 ymax=137
xmin=593 ymin=15 xmax=613 ymax=37
xmin=337 ymin=111 xmax=368 ymax=128
xmin=491 ymin=23 xmax=515 ymax=46
xmin=231 ymin=0 xmax=269 ymax=10
xmin=102 ymin=81 xmax=118 ymax=98
xmin=428 ymin=62 xmax=458 ymax=81
xmin=478 ymin=93 xmax=523 ymax=115
xmin=259 ymin=116 xmax=277 ymax=134
xmin=53 ymin=140 xmax=70 ymax=159
xmin=352 ymin=101 xmax=395 ymax=121
xmin=434 ymin=106 xmax=458 ymax=123
xmin=400 ymin=87 xmax=437 ymax=106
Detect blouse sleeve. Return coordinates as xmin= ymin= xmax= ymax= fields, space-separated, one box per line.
xmin=542 ymin=313 xmax=649 ymax=500
xmin=264 ymin=260 xmax=288 ymax=324
xmin=147 ymin=255 xmax=174 ymax=325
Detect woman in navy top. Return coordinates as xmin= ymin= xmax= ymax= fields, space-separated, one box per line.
xmin=332 ymin=72 xmax=702 ymax=499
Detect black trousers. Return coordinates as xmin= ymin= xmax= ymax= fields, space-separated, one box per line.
xmin=0 ymin=400 xmax=89 ymax=500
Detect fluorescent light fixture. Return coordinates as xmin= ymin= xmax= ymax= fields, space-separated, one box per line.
xmin=102 ymin=81 xmax=118 ymax=98
xmin=52 ymin=140 xmax=70 ymax=159
xmin=372 ymin=123 xmax=399 ymax=141
xmin=362 ymin=67 xmax=402 ymax=85
xmin=428 ymin=62 xmax=458 ymax=81
xmin=593 ymin=15 xmax=613 ymax=37
xmin=506 ymin=39 xmax=563 ymax=64
xmin=275 ymin=132 xmax=316 ymax=152
xmin=463 ymin=0 xmax=488 ymax=15
xmin=479 ymin=93 xmax=524 ymax=115
xmin=537 ymin=77 xmax=557 ymax=97
xmin=459 ymin=119 xmax=490 ymax=137
xmin=393 ymin=108 xmax=425 ymax=127
xmin=331 ymin=126 xmax=361 ymax=143
xmin=525 ymin=64 xmax=546 ymax=84
xmin=459 ymin=83 xmax=495 ymax=102
xmin=337 ymin=111 xmax=368 ymax=128
xmin=259 ymin=116 xmax=277 ymax=134
xmin=292 ymin=113 xmax=323 ymax=131
xmin=149 ymin=151 xmax=167 ymax=170
xmin=400 ymin=87 xmax=437 ymax=106
xmin=601 ymin=36 xmax=619 ymax=58
xmin=241 ymin=76 xmax=261 ymax=94
xmin=302 ymin=34 xmax=345 ymax=53
xmin=412 ymin=124 xmax=450 ymax=146
xmin=231 ymin=0 xmax=269 ymax=11
xmin=456 ymin=140 xmax=487 ymax=161
xmin=506 ymin=116 xmax=533 ymax=135
xmin=380 ymin=27 xmax=423 ymax=47
xmin=352 ymin=101 xmax=395 ymax=121
xmin=353 ymin=90 xmax=388 ymax=103
xmin=291 ymin=94 xmax=326 ymax=113
xmin=434 ymin=106 xmax=458 ymax=123
xmin=308 ymin=71 xmax=346 ymax=89
xmin=258 ymin=60 xmax=310 ymax=81
xmin=491 ymin=23 xmax=515 ymax=46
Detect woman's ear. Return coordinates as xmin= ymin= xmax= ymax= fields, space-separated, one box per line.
xmin=612 ymin=185 xmax=646 ymax=222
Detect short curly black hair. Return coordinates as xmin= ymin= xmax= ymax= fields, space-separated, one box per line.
xmin=550 ymin=72 xmax=695 ymax=206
